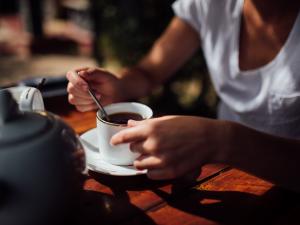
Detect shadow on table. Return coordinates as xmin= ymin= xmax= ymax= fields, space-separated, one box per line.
xmin=148 ymin=186 xmax=300 ymax=225
xmin=77 ymin=172 xmax=166 ymax=225
xmin=77 ymin=171 xmax=201 ymax=225
xmin=89 ymin=171 xmax=169 ymax=191
xmin=88 ymin=169 xmax=200 ymax=192
xmin=78 ymin=189 xmax=156 ymax=225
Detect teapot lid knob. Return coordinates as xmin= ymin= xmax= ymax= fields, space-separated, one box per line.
xmin=0 ymin=90 xmax=21 ymax=125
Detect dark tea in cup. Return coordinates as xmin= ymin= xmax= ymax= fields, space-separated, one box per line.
xmin=107 ymin=112 xmax=144 ymax=125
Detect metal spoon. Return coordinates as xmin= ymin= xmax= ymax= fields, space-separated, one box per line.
xmin=76 ymin=72 xmax=110 ymax=122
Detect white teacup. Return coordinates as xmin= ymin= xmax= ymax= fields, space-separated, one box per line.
xmin=96 ymin=102 xmax=153 ymax=166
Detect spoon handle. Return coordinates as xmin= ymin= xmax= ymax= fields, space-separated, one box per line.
xmin=87 ymin=87 xmax=110 ymax=121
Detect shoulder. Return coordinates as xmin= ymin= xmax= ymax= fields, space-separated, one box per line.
xmin=172 ymin=0 xmax=242 ymax=32
xmin=173 ymin=0 xmax=242 ymax=18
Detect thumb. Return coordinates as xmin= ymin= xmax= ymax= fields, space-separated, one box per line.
xmin=127 ymin=119 xmax=143 ymax=127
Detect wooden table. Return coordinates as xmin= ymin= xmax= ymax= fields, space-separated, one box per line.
xmin=46 ymin=96 xmax=300 ymax=225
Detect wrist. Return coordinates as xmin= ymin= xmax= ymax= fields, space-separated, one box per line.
xmin=114 ymin=78 xmax=130 ymax=102
xmin=213 ymin=120 xmax=237 ymax=164
xmin=119 ymin=66 xmax=156 ymax=100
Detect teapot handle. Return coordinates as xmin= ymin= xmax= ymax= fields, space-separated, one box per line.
xmin=5 ymin=87 xmax=45 ymax=112
xmin=19 ymin=87 xmax=45 ymax=112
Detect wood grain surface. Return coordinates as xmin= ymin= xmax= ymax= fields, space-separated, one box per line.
xmin=47 ymin=96 xmax=300 ymax=225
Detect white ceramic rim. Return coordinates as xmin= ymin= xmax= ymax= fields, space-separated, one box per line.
xmin=96 ymin=102 xmax=153 ymax=126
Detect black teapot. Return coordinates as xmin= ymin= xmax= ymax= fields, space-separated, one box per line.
xmin=0 ymin=90 xmax=85 ymax=225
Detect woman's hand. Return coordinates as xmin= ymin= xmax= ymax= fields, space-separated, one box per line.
xmin=66 ymin=68 xmax=123 ymax=112
xmin=111 ymin=116 xmax=228 ymax=180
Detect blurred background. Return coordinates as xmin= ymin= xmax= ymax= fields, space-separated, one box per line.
xmin=0 ymin=0 xmax=217 ymax=117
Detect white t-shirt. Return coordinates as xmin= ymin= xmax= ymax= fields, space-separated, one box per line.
xmin=173 ymin=0 xmax=300 ymax=138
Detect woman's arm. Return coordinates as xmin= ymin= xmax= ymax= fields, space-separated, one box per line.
xmin=118 ymin=16 xmax=201 ymax=100
xmin=111 ymin=116 xmax=300 ymax=192
xmin=221 ymin=122 xmax=300 ymax=192
xmin=66 ymin=17 xmax=201 ymax=111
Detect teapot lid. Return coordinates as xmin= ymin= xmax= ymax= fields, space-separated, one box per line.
xmin=0 ymin=90 xmax=50 ymax=147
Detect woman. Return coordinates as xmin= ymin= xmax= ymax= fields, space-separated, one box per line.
xmin=66 ymin=0 xmax=300 ymax=192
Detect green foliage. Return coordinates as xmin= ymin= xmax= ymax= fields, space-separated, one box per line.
xmin=92 ymin=0 xmax=175 ymax=65
xmin=91 ymin=0 xmax=217 ymax=117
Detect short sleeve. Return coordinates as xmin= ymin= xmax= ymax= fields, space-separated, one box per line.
xmin=172 ymin=0 xmax=204 ymax=35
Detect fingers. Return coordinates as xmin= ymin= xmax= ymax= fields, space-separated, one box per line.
xmin=129 ymin=138 xmax=160 ymax=155
xmin=66 ymin=67 xmax=118 ymax=112
xmin=129 ymin=141 xmax=144 ymax=153
xmin=67 ymin=82 xmax=91 ymax=99
xmin=127 ymin=119 xmax=143 ymax=127
xmin=66 ymin=70 xmax=88 ymax=91
xmin=67 ymin=82 xmax=101 ymax=100
xmin=134 ymin=155 xmax=166 ymax=170
xmin=67 ymin=82 xmax=101 ymax=110
xmin=134 ymin=154 xmax=198 ymax=180
xmin=68 ymin=91 xmax=97 ymax=112
xmin=67 ymin=69 xmax=102 ymax=111
xmin=68 ymin=94 xmax=94 ymax=106
xmin=75 ymin=67 xmax=89 ymax=73
xmin=110 ymin=125 xmax=147 ymax=145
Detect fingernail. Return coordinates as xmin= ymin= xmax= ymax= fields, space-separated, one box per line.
xmin=128 ymin=120 xmax=138 ymax=126
xmin=110 ymin=137 xmax=116 ymax=146
xmin=110 ymin=141 xmax=116 ymax=147
xmin=66 ymin=72 xmax=71 ymax=79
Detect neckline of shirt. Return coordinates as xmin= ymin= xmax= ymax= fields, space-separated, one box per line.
xmin=233 ymin=0 xmax=300 ymax=76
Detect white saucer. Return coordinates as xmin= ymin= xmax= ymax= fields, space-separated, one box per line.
xmin=80 ymin=128 xmax=147 ymax=176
